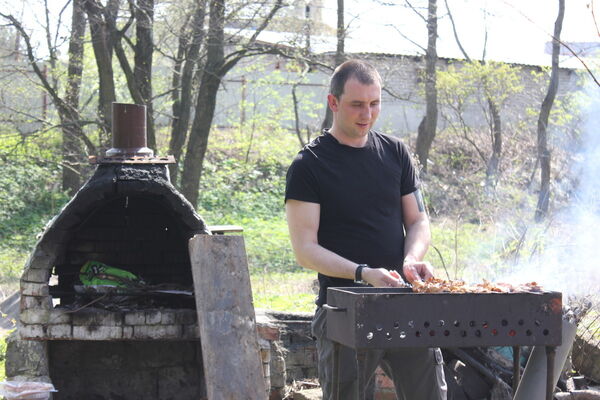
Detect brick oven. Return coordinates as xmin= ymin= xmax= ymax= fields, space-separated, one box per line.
xmin=5 ymin=104 xmax=212 ymax=399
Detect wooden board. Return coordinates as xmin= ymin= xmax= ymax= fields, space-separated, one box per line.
xmin=189 ymin=234 xmax=266 ymax=400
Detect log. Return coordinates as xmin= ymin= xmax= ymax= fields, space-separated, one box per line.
xmin=189 ymin=234 xmax=266 ymax=400
xmin=554 ymin=390 xmax=600 ymax=400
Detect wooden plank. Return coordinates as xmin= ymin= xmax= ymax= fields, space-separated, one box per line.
xmin=188 ymin=234 xmax=266 ymax=400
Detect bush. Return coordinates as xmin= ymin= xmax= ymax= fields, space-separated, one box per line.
xmin=0 ymin=159 xmax=69 ymax=295
xmin=0 ymin=160 xmax=69 ymax=250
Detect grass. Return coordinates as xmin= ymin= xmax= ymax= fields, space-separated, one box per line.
xmin=251 ymin=270 xmax=317 ymax=313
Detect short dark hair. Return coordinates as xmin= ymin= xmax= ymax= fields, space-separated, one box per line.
xmin=329 ymin=59 xmax=382 ymax=99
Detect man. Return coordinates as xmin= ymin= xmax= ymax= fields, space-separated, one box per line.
xmin=285 ymin=59 xmax=447 ymax=400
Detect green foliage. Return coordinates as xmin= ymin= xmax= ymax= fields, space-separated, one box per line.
xmin=0 ymin=330 xmax=9 ymax=381
xmin=198 ymin=126 xmax=301 ymax=275
xmin=0 ymin=157 xmax=69 ymax=291
xmin=0 ymin=160 xmax=68 ymax=250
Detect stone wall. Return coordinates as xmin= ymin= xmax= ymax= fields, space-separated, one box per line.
xmin=257 ymin=310 xmax=399 ymax=399
xmin=48 ymin=341 xmax=206 ymax=400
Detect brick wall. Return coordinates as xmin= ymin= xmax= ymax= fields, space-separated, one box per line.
xmin=257 ymin=310 xmax=399 ymax=399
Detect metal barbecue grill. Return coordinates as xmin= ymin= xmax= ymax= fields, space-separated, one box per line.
xmin=325 ymin=287 xmax=563 ymax=400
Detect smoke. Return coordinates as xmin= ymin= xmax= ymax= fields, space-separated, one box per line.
xmin=503 ymin=84 xmax=600 ymax=298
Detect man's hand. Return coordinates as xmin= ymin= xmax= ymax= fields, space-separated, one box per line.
xmin=402 ymin=259 xmax=434 ymax=283
xmin=362 ymin=267 xmax=407 ymax=287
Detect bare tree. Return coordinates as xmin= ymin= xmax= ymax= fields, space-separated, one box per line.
xmin=83 ymin=0 xmax=119 ymax=140
xmin=535 ymin=0 xmax=565 ymax=222
xmin=180 ymin=0 xmax=283 ymax=208
xmin=415 ymin=0 xmax=437 ymax=171
xmin=320 ymin=0 xmax=345 ymax=132
xmin=168 ymin=1 xmax=207 ymax=185
xmin=1 ymin=6 xmax=96 ymax=194
xmin=63 ymin=0 xmax=87 ymax=193
xmin=445 ymin=0 xmax=503 ymax=186
xmin=131 ymin=0 xmax=155 ymax=149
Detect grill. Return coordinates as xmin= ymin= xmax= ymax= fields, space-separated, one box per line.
xmin=325 ymin=287 xmax=563 ymax=400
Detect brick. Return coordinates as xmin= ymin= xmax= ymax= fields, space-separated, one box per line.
xmin=124 ymin=311 xmax=146 ymax=325
xmin=21 ymin=282 xmax=49 ymax=296
xmin=257 ymin=323 xmax=280 ymax=341
xmin=374 ymin=391 xmax=398 ymax=400
xmin=182 ymin=324 xmax=200 ymax=339
xmin=73 ymin=325 xmax=123 ymax=340
xmin=22 ymin=268 xmax=50 ymax=283
xmin=145 ymin=310 xmax=162 ymax=325
xmin=375 ymin=367 xmax=395 ymax=390
xmin=42 ymin=227 xmax=70 ymax=244
xmin=174 ymin=310 xmax=196 ymax=325
xmin=133 ymin=324 xmax=182 ymax=339
xmin=27 ymin=244 xmax=57 ymax=266
xmin=73 ymin=310 xmax=122 ymax=326
xmin=20 ymin=295 xmax=51 ymax=311
xmin=260 ymin=348 xmax=271 ymax=364
xmin=20 ymin=324 xmax=46 ymax=339
xmin=20 ymin=309 xmax=51 ymax=325
xmin=122 ymin=326 xmax=134 ymax=339
xmin=47 ymin=324 xmax=72 ymax=338
xmin=160 ymin=312 xmax=177 ymax=325
xmin=48 ymin=310 xmax=72 ymax=325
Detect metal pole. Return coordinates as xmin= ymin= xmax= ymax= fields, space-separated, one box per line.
xmin=546 ymin=347 xmax=556 ymax=400
xmin=356 ymin=350 xmax=367 ymax=400
xmin=512 ymin=346 xmax=521 ymax=396
xmin=332 ymin=342 xmax=340 ymax=400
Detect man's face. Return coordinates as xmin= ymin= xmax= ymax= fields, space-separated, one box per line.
xmin=328 ymin=77 xmax=381 ymax=140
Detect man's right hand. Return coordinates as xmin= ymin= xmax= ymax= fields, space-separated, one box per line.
xmin=362 ymin=267 xmax=407 ymax=287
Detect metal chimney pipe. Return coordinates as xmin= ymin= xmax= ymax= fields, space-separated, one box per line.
xmin=105 ymin=103 xmax=153 ymax=157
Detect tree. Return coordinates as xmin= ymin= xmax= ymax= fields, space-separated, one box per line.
xmin=63 ymin=0 xmax=87 ymax=193
xmin=415 ymin=0 xmax=438 ymax=171
xmin=180 ymin=0 xmax=283 ymax=208
xmin=1 ymin=5 xmax=97 ymax=195
xmin=82 ymin=0 xmax=118 ymax=141
xmin=168 ymin=1 xmax=207 ymax=184
xmin=535 ymin=0 xmax=565 ymax=222
xmin=320 ymin=0 xmax=345 ymax=131
xmin=445 ymin=0 xmax=506 ymax=187
xmin=436 ymin=61 xmax=523 ymax=179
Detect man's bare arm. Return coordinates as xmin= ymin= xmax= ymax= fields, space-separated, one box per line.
xmin=285 ymin=199 xmax=403 ymax=287
xmin=401 ymin=189 xmax=434 ymax=283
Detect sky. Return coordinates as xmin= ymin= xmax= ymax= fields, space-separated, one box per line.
xmin=316 ymin=0 xmax=600 ymax=68
xmin=5 ymin=0 xmax=600 ymax=69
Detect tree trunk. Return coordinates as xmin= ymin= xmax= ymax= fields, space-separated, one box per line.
xmin=83 ymin=0 xmax=118 ymax=141
xmin=169 ymin=2 xmax=207 ymax=185
xmin=62 ymin=0 xmax=87 ymax=194
xmin=485 ymin=97 xmax=502 ymax=186
xmin=134 ymin=0 xmax=155 ymax=150
xmin=535 ymin=0 xmax=564 ymax=222
xmin=415 ymin=0 xmax=438 ymax=171
xmin=180 ymin=0 xmax=225 ymax=208
xmin=178 ymin=0 xmax=282 ymax=207
xmin=320 ymin=0 xmax=344 ymax=132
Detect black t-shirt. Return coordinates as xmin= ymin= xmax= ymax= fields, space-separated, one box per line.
xmin=285 ymin=130 xmax=419 ymax=306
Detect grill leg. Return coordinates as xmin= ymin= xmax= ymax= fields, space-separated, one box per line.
xmin=512 ymin=346 xmax=521 ymax=396
xmin=356 ymin=350 xmax=367 ymax=400
xmin=546 ymin=346 xmax=556 ymax=400
xmin=332 ymin=342 xmax=340 ymax=400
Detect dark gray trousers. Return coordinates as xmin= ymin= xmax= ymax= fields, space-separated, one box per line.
xmin=312 ymin=306 xmax=448 ymax=400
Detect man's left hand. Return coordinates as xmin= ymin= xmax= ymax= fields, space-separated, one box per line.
xmin=402 ymin=259 xmax=434 ymax=283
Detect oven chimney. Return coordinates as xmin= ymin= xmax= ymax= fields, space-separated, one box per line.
xmin=106 ymin=103 xmax=153 ymax=157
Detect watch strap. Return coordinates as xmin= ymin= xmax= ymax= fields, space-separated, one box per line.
xmin=354 ymin=264 xmax=368 ymax=284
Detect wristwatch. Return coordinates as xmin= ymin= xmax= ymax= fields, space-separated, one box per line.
xmin=354 ymin=264 xmax=369 ymax=284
